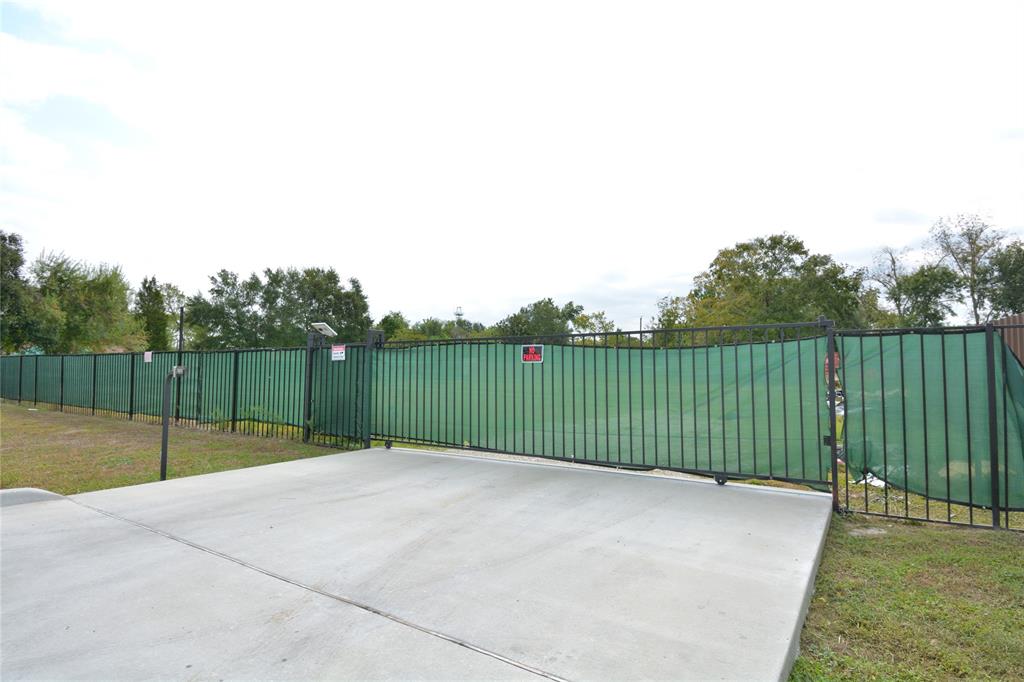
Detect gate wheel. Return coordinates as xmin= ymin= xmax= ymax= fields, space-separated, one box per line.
xmin=714 ymin=474 xmax=727 ymax=486
xmin=384 ymin=440 xmax=393 ymax=450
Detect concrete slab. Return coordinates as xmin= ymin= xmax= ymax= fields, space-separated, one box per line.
xmin=1 ymin=448 xmax=832 ymax=681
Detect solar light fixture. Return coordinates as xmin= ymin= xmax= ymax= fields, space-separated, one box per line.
xmin=311 ymin=322 xmax=337 ymax=337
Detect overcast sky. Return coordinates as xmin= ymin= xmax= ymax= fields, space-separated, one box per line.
xmin=2 ymin=0 xmax=1022 ymax=329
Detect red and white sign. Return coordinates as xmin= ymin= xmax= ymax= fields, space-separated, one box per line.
xmin=521 ymin=344 xmax=544 ymax=363
xmin=331 ymin=344 xmax=346 ymax=361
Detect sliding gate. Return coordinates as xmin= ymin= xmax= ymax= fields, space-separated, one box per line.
xmin=368 ymin=320 xmax=841 ymax=502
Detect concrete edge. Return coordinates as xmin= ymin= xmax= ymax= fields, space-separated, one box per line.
xmin=383 ymin=445 xmax=834 ymax=501
xmin=777 ymin=506 xmax=834 ymax=681
xmin=0 ymin=488 xmax=66 ymax=507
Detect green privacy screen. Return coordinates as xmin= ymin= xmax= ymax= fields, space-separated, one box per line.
xmin=840 ymin=331 xmax=1024 ymax=510
xmin=372 ymin=337 xmax=835 ymax=483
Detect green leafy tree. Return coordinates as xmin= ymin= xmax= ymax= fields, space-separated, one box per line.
xmin=1 ymin=231 xmax=40 ymax=352
xmin=492 ymin=298 xmax=583 ymax=337
xmin=677 ymin=234 xmax=865 ymax=328
xmin=29 ymin=252 xmax=139 ymax=353
xmin=187 ymin=267 xmax=371 ymax=349
xmin=133 ymin=277 xmax=172 ymax=350
xmin=896 ymin=264 xmax=963 ymax=327
xmin=930 ymin=215 xmax=1004 ymax=324
xmin=990 ymin=240 xmax=1024 ymax=316
xmin=377 ymin=311 xmax=410 ymax=339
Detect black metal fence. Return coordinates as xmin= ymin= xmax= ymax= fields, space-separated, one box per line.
xmin=2 ymin=320 xmax=1021 ymax=530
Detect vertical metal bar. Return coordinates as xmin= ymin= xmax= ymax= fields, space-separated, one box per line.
xmin=705 ymin=330 xmax=712 ymax=470
xmin=91 ymin=354 xmax=97 ymax=415
xmin=570 ymin=337 xmax=577 ymax=460
xmin=984 ymin=323 xmax=1001 ymax=528
xmin=231 ymin=350 xmax=240 ymax=433
xmin=128 ymin=353 xmax=136 ymax=420
xmin=640 ymin=331 xmax=646 ymax=466
xmin=606 ymin=336 xmax=612 ymax=462
xmin=627 ymin=334 xmax=633 ymax=464
xmin=920 ymin=334 xmax=930 ymax=520
xmin=779 ymin=328 xmax=789 ymax=479
xmin=719 ymin=330 xmax=726 ymax=473
xmin=899 ymin=334 xmax=909 ymax=518
xmin=796 ymin=328 xmax=805 ymax=479
xmin=826 ymin=320 xmax=839 ymax=511
xmin=733 ymin=334 xmax=741 ymax=475
xmin=303 ymin=335 xmax=315 ymax=443
xmin=18 ymin=355 xmax=23 ymax=404
xmin=839 ymin=335 xmax=850 ymax=508
xmin=615 ymin=335 xmax=622 ymax=462
xmin=750 ymin=329 xmax=757 ymax=475
xmin=879 ymin=335 xmax=889 ymax=516
xmin=174 ymin=307 xmax=183 ymax=424
xmin=692 ymin=331 xmax=698 ymax=469
xmin=963 ymin=331 xmax=974 ymax=524
xmin=160 ymin=370 xmax=173 ymax=481
xmin=652 ymin=333 xmax=658 ymax=468
xmin=665 ymin=333 xmax=671 ymax=469
xmin=941 ymin=333 xmax=951 ymax=522
xmin=1000 ymin=327 xmax=1010 ymax=528
xmin=678 ymin=331 xmax=685 ymax=468
xmin=59 ymin=355 xmax=65 ymax=411
xmin=764 ymin=332 xmax=772 ymax=476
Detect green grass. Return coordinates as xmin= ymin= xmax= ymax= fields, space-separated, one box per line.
xmin=2 ymin=402 xmax=1021 ymax=679
xmin=791 ymin=514 xmax=1024 ymax=681
xmin=0 ymin=402 xmax=351 ymax=494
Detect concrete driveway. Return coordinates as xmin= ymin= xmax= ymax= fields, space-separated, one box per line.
xmin=1 ymin=447 xmax=831 ymax=680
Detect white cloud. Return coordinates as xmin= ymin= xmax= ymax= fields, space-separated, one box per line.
xmin=2 ymin=0 xmax=1022 ymax=328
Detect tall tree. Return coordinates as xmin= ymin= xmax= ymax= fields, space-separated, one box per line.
xmin=990 ymin=240 xmax=1024 ymax=317
xmin=896 ymin=264 xmax=963 ymax=327
xmin=1 ymin=231 xmax=38 ymax=352
xmin=677 ymin=234 xmax=865 ymax=328
xmin=492 ymin=298 xmax=583 ymax=337
xmin=133 ymin=277 xmax=172 ymax=350
xmin=187 ymin=267 xmax=371 ymax=349
xmin=29 ymin=252 xmax=139 ymax=353
xmin=930 ymin=215 xmax=1003 ymax=324
xmin=377 ymin=311 xmax=410 ymax=339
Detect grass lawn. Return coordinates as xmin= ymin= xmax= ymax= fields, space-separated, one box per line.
xmin=2 ymin=402 xmax=1021 ymax=679
xmin=0 ymin=402 xmax=347 ymax=494
xmin=791 ymin=514 xmax=1024 ymax=681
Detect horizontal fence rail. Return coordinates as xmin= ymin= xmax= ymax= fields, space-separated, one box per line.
xmin=2 ymin=320 xmax=1021 ymax=530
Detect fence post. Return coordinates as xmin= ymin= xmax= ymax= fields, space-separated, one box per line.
xmin=59 ymin=355 xmax=65 ymax=412
xmin=33 ymin=357 xmax=38 ymax=406
xmin=91 ymin=354 xmax=98 ymax=415
xmin=18 ymin=355 xmax=23 ymax=404
xmin=230 ymin=350 xmax=240 ymax=433
xmin=362 ymin=329 xmax=384 ymax=449
xmin=824 ymin=317 xmax=840 ymax=512
xmin=303 ymin=337 xmax=316 ymax=443
xmin=128 ymin=353 xmax=136 ymax=420
xmin=985 ymin=323 xmax=1001 ymax=529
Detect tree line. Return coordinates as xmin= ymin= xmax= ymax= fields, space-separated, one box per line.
xmin=1 ymin=214 xmax=1021 ymax=354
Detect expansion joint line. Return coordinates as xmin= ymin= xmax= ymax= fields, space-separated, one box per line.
xmin=70 ymin=499 xmax=569 ymax=682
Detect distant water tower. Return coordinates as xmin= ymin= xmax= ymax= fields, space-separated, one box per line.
xmin=454 ymin=306 xmax=464 ymax=327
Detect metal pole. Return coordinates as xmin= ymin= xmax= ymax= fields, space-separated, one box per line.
xmin=984 ymin=323 xmax=1001 ymax=529
xmin=230 ymin=349 xmax=240 ymax=433
xmin=174 ymin=306 xmax=184 ymax=424
xmin=18 ymin=355 xmax=23 ymax=404
xmin=160 ymin=368 xmax=174 ymax=481
xmin=59 ymin=355 xmax=65 ymax=412
xmin=302 ymin=333 xmax=316 ymax=443
xmin=128 ymin=353 xmax=136 ymax=420
xmin=824 ymin=318 xmax=840 ymax=512
xmin=362 ymin=329 xmax=384 ymax=449
xmin=91 ymin=354 xmax=98 ymax=415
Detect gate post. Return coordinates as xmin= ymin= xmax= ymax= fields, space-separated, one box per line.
xmin=984 ymin=323 xmax=1001 ymax=529
xmin=230 ymin=350 xmax=240 ymax=433
xmin=303 ymin=335 xmax=316 ymax=443
xmin=128 ymin=353 xmax=136 ymax=420
xmin=823 ymin=318 xmax=840 ymax=512
xmin=59 ymin=355 xmax=65 ymax=412
xmin=91 ymin=354 xmax=97 ymax=415
xmin=18 ymin=355 xmax=23 ymax=404
xmin=362 ymin=329 xmax=384 ymax=449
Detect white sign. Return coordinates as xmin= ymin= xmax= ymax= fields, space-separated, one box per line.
xmin=331 ymin=344 xmax=346 ymax=361
xmin=144 ymin=351 xmax=153 ymax=363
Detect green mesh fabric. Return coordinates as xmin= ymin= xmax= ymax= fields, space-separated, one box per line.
xmin=371 ymin=338 xmax=833 ymax=482
xmin=840 ymin=332 xmax=1024 ymax=510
